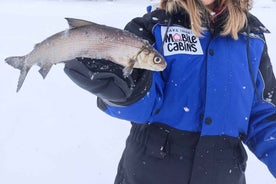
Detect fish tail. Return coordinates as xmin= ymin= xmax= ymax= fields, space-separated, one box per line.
xmin=5 ymin=56 xmax=30 ymax=92
xmin=5 ymin=56 xmax=25 ymax=70
xmin=17 ymin=66 xmax=30 ymax=92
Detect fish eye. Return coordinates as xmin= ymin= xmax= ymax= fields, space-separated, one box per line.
xmin=153 ymin=56 xmax=162 ymax=64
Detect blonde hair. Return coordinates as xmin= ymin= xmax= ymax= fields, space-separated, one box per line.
xmin=160 ymin=0 xmax=253 ymax=39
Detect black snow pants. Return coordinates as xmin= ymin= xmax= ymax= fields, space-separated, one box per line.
xmin=114 ymin=123 xmax=247 ymax=184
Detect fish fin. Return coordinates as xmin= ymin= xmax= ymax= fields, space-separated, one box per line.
xmin=123 ymin=59 xmax=135 ymax=77
xmin=65 ymin=18 xmax=95 ymax=29
xmin=39 ymin=64 xmax=52 ymax=79
xmin=123 ymin=67 xmax=132 ymax=77
xmin=5 ymin=56 xmax=25 ymax=70
xmin=34 ymin=42 xmax=41 ymax=49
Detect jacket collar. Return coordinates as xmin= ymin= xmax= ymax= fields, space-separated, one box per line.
xmin=149 ymin=8 xmax=270 ymax=35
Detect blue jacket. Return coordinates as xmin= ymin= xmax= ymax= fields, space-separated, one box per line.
xmin=101 ymin=9 xmax=276 ymax=177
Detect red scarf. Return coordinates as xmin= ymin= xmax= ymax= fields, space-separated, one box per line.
xmin=209 ymin=5 xmax=227 ymax=23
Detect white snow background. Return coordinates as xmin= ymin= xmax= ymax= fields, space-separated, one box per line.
xmin=0 ymin=0 xmax=275 ymax=183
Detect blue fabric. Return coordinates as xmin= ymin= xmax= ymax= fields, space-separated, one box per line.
xmin=106 ymin=24 xmax=266 ymax=136
xmin=104 ymin=23 xmax=276 ymax=177
xmin=146 ymin=5 xmax=152 ymax=13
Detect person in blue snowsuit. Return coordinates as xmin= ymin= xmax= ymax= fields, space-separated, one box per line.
xmin=64 ymin=0 xmax=276 ymax=183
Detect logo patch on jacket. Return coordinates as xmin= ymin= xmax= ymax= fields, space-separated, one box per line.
xmin=161 ymin=26 xmax=203 ymax=56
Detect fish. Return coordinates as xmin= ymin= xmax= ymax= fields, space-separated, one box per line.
xmin=5 ymin=18 xmax=167 ymax=92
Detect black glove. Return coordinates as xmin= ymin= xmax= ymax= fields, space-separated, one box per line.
xmin=64 ymin=58 xmax=152 ymax=107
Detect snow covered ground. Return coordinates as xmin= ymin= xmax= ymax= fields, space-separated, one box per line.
xmin=0 ymin=0 xmax=275 ymax=183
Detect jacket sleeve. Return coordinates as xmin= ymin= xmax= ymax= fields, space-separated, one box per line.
xmin=64 ymin=58 xmax=152 ymax=106
xmin=97 ymin=11 xmax=165 ymax=123
xmin=244 ymin=42 xmax=276 ymax=178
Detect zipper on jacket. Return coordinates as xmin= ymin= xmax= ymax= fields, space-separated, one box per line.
xmin=159 ymin=17 xmax=172 ymax=55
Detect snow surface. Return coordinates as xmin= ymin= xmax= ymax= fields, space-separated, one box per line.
xmin=0 ymin=0 xmax=275 ymax=183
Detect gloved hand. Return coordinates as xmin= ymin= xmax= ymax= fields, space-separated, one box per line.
xmin=64 ymin=58 xmax=152 ymax=106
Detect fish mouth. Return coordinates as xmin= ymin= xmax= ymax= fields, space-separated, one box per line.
xmin=153 ymin=62 xmax=167 ymax=71
xmin=160 ymin=61 xmax=167 ymax=69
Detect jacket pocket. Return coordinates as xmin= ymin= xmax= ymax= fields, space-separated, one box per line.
xmin=145 ymin=124 xmax=169 ymax=159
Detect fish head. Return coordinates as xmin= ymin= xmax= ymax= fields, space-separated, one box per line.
xmin=135 ymin=45 xmax=167 ymax=71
